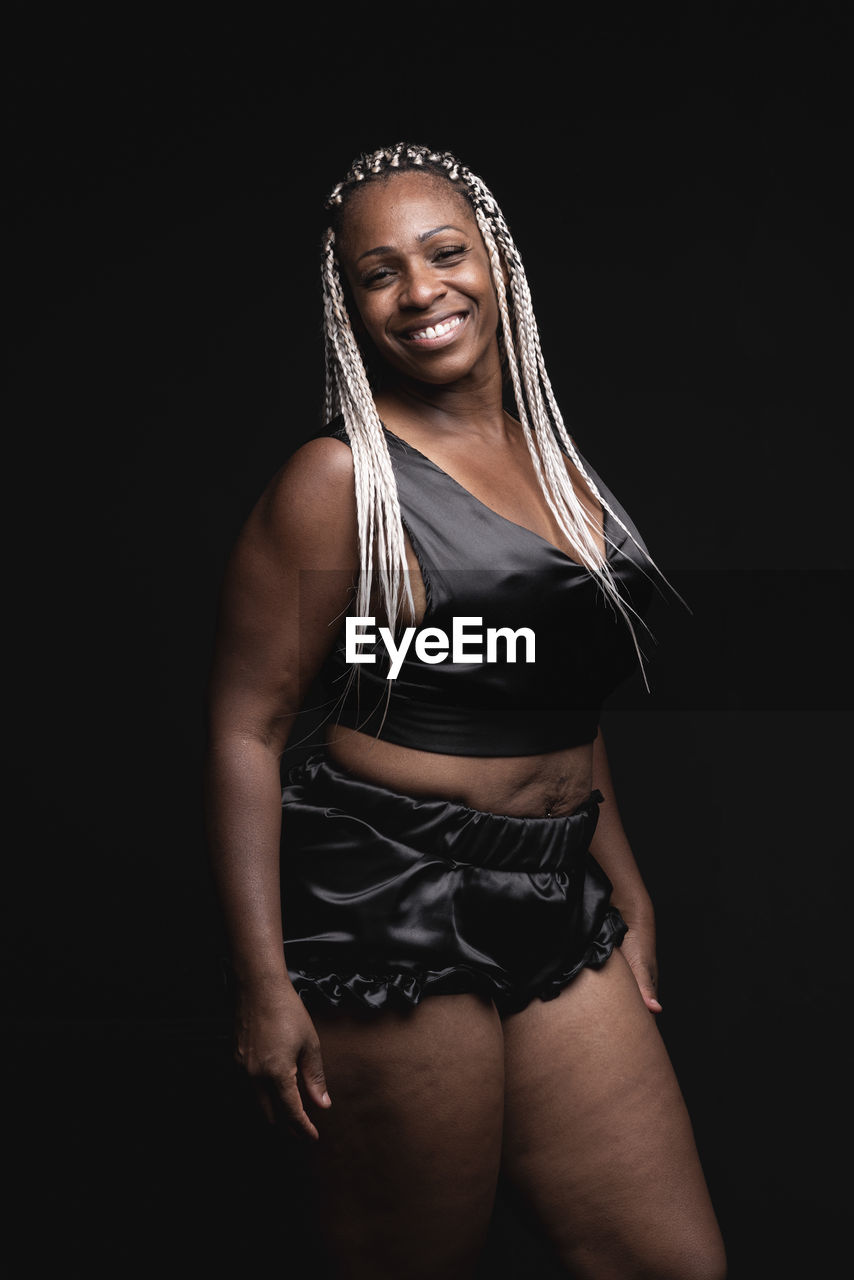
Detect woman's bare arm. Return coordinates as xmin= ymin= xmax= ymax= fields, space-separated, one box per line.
xmin=204 ymin=435 xmax=359 ymax=1136
xmin=589 ymin=728 xmax=662 ymax=1013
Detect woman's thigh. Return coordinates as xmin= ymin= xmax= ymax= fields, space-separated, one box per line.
xmin=302 ymin=991 xmax=505 ymax=1280
xmin=501 ymin=950 xmax=727 ymax=1280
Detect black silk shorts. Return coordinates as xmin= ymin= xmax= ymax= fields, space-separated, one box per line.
xmin=279 ymin=752 xmax=627 ymax=1017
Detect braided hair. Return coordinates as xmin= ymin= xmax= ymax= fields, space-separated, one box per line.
xmin=321 ymin=141 xmax=662 ymax=690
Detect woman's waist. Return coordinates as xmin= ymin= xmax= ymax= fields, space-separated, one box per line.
xmin=283 ymin=742 xmax=603 ymax=874
xmin=323 ymin=723 xmax=596 ymax=819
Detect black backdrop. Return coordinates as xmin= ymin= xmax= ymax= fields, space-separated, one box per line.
xmin=7 ymin=5 xmax=851 ymax=1277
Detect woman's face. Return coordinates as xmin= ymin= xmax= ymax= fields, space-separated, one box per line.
xmin=336 ymin=170 xmax=502 ymax=389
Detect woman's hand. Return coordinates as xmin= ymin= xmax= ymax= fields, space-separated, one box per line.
xmin=233 ymin=982 xmax=332 ymax=1140
xmin=619 ymin=910 xmax=662 ymax=1015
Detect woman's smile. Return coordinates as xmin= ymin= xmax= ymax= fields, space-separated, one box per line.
xmin=398 ymin=310 xmax=469 ymax=348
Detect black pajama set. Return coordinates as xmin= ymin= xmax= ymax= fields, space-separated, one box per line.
xmin=279 ymin=421 xmax=654 ymax=1016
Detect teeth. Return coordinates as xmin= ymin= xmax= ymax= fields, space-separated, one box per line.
xmin=409 ymin=314 xmax=463 ymax=341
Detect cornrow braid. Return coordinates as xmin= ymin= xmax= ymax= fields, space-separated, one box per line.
xmin=321 ymin=142 xmax=669 ymax=690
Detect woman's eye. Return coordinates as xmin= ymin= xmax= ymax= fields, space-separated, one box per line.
xmin=360 ymin=245 xmax=468 ymax=285
xmin=362 ymin=267 xmax=395 ymax=285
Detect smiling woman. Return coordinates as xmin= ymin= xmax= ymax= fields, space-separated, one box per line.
xmin=341 ymin=187 xmax=498 ymax=378
xmin=204 ymin=142 xmax=728 ymax=1279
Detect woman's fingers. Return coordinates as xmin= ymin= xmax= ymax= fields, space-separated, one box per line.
xmin=272 ymin=1068 xmax=322 ymax=1141
xmin=298 ymin=1038 xmax=333 ymax=1112
xmin=638 ymin=982 xmax=663 ymax=1015
xmin=247 ymin=1070 xmax=309 ymax=1134
xmin=629 ymin=961 xmax=662 ymax=1013
xmin=634 ymin=963 xmax=662 ymax=1014
xmin=234 ymin=993 xmax=332 ymax=1139
xmin=620 ymin=934 xmax=662 ymax=1014
xmin=261 ymin=1049 xmax=332 ymax=1141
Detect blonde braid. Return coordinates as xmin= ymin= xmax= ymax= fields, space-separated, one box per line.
xmin=461 ymin=169 xmax=653 ymax=672
xmin=475 ymin=206 xmax=643 ymax=646
xmin=320 ymin=229 xmax=415 ymax=630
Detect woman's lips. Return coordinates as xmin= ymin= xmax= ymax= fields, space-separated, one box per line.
xmin=400 ymin=312 xmax=468 ymax=349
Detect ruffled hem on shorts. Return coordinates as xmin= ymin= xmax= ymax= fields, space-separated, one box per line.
xmin=288 ymin=906 xmax=627 ymax=1017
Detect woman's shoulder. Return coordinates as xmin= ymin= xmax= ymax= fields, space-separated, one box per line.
xmin=248 ymin=421 xmax=357 ymax=551
xmin=276 ymin=418 xmax=354 ymax=486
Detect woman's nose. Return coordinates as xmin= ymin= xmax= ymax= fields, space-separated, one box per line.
xmin=399 ymin=262 xmax=445 ymax=309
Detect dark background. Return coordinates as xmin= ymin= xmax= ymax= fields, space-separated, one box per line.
xmin=6 ymin=4 xmax=850 ymax=1276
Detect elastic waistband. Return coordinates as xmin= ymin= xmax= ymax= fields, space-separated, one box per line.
xmin=281 ymin=751 xmax=603 ymax=874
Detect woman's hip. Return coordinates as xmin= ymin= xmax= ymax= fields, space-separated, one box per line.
xmin=279 ymin=750 xmax=626 ymax=1016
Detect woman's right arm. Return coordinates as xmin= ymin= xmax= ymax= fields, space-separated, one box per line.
xmin=204 ymin=436 xmax=359 ymax=1141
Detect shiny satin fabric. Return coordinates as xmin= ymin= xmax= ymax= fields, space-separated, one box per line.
xmin=318 ymin=420 xmax=655 ymax=755
xmin=280 ymin=752 xmax=627 ymax=1016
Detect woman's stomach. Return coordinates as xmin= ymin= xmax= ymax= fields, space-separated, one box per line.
xmin=323 ymin=722 xmax=596 ymax=819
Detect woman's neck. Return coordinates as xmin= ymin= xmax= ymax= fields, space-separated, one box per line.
xmin=375 ymin=364 xmax=509 ymax=445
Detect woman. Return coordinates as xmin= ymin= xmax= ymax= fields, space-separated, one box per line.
xmin=205 ymin=143 xmax=727 ymax=1279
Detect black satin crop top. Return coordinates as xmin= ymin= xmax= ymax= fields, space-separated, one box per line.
xmin=318 ymin=420 xmax=654 ymax=756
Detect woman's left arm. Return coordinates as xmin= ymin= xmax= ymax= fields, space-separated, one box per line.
xmin=589 ymin=728 xmax=662 ymax=1014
